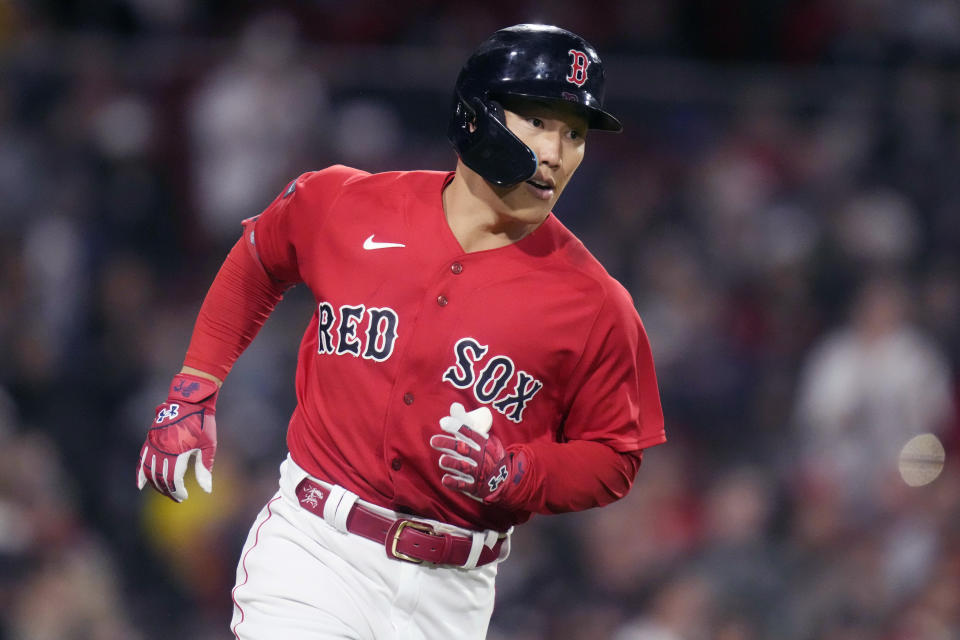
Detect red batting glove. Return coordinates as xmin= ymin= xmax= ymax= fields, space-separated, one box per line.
xmin=136 ymin=373 xmax=219 ymax=502
xmin=429 ymin=402 xmax=518 ymax=504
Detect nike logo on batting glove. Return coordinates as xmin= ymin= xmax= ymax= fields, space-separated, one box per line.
xmin=137 ymin=373 xmax=219 ymax=502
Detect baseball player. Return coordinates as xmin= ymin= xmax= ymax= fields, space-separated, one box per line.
xmin=136 ymin=24 xmax=665 ymax=639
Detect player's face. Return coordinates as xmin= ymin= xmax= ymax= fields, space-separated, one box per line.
xmin=496 ymin=99 xmax=588 ymax=221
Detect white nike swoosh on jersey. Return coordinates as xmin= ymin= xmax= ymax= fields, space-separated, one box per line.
xmin=363 ymin=235 xmax=406 ymax=250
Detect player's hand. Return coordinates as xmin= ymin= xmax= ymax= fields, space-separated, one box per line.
xmin=429 ymin=402 xmax=516 ymax=503
xmin=136 ymin=373 xmax=219 ymax=502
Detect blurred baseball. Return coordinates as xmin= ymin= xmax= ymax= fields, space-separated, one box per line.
xmin=898 ymin=433 xmax=945 ymax=487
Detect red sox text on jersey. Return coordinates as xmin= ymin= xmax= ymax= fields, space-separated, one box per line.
xmin=441 ymin=337 xmax=543 ymax=423
xmin=315 ymin=302 xmax=543 ymax=423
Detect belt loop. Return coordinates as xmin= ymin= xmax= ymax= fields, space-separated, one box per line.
xmin=497 ymin=527 xmax=513 ymax=562
xmin=322 ymin=485 xmax=347 ymax=532
xmin=463 ymin=531 xmax=486 ymax=569
xmin=483 ymin=530 xmax=499 ymax=548
xmin=334 ymin=490 xmax=359 ymax=532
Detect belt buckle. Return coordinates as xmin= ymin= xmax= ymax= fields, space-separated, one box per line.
xmin=389 ymin=519 xmax=436 ymax=564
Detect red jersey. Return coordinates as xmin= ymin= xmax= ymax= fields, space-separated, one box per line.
xmin=243 ymin=165 xmax=665 ymax=530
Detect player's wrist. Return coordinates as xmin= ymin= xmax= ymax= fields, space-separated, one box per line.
xmin=179 ymin=366 xmax=223 ymax=388
xmin=484 ymin=446 xmax=531 ymax=508
xmin=168 ymin=371 xmax=220 ymax=406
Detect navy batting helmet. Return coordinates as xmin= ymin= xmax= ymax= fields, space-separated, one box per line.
xmin=448 ymin=24 xmax=622 ymax=187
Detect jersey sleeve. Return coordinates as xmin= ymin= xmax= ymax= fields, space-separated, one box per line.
xmin=561 ymin=285 xmax=665 ymax=452
xmin=182 ymin=237 xmax=287 ymax=381
xmin=500 ymin=440 xmax=643 ymax=515
xmin=245 ymin=165 xmax=369 ymax=284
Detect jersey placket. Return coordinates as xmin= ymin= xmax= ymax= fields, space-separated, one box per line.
xmin=381 ymin=255 xmax=472 ymax=509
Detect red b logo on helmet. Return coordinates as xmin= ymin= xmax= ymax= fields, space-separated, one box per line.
xmin=566 ymin=49 xmax=590 ymax=87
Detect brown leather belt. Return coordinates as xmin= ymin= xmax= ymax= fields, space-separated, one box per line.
xmin=294 ymin=477 xmax=505 ymax=567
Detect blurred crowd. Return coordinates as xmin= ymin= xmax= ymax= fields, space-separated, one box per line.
xmin=1 ymin=1 xmax=959 ymax=639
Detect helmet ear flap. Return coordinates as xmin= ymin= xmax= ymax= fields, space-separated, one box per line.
xmin=469 ymin=96 xmax=502 ymax=136
xmin=485 ymin=98 xmax=506 ymax=126
xmin=449 ymin=95 xmax=538 ymax=187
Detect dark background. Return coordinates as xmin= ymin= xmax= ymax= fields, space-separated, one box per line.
xmin=1 ymin=1 xmax=959 ymax=638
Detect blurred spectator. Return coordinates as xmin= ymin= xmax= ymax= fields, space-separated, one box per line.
xmin=612 ymin=571 xmax=715 ymax=640
xmin=11 ymin=541 xmax=143 ymax=640
xmin=0 ymin=425 xmax=141 ymax=640
xmin=575 ymin=443 xmax=700 ymax=601
xmin=189 ymin=10 xmax=330 ymax=241
xmin=331 ymin=98 xmax=403 ymax=170
xmin=793 ymin=274 xmax=954 ymax=515
xmin=693 ymin=466 xmax=785 ymax=634
xmin=834 ymin=188 xmax=920 ymax=268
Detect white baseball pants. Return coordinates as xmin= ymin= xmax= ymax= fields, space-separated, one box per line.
xmin=229 ymin=456 xmax=505 ymax=639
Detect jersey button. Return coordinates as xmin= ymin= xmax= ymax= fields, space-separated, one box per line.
xmin=437 ymin=295 xmax=448 ymax=307
xmin=391 ymin=458 xmax=403 ymax=471
xmin=450 ymin=262 xmax=463 ymax=274
xmin=403 ymin=392 xmax=414 ymax=405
